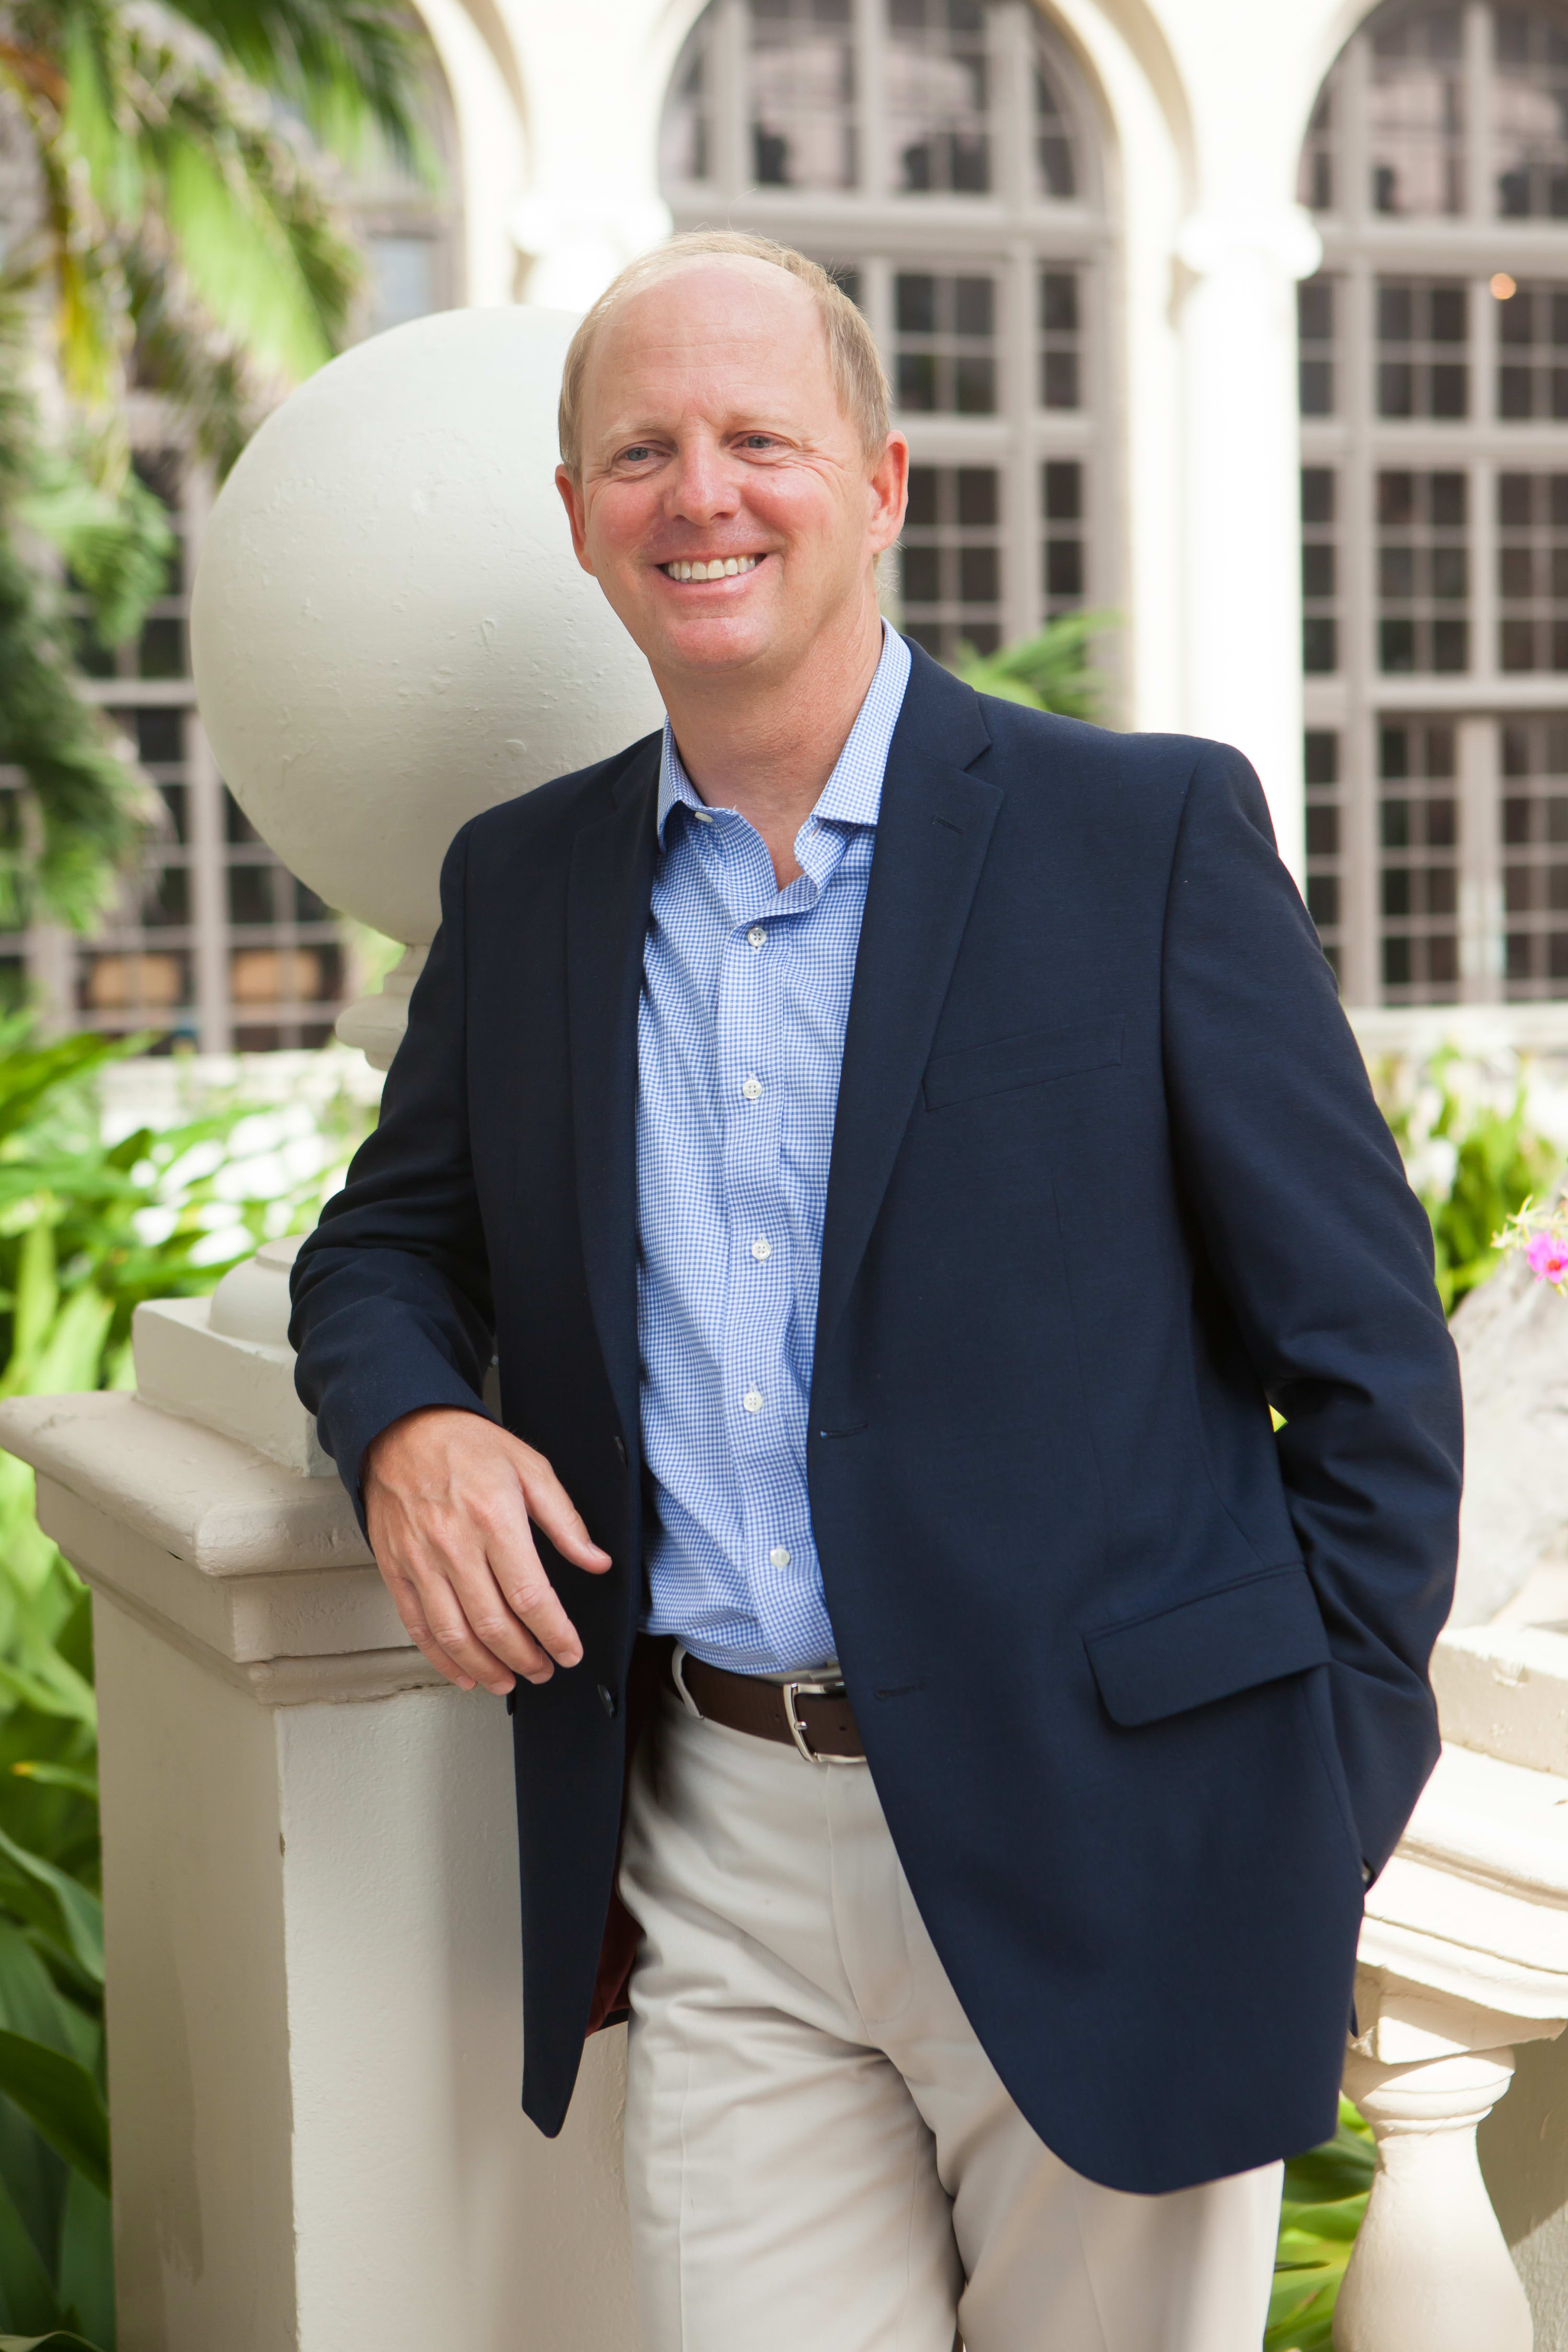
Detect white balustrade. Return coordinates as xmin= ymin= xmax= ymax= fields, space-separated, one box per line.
xmin=0 ymin=1265 xmax=639 ymax=2351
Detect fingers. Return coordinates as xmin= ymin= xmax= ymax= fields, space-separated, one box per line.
xmin=381 ymin=1565 xmax=478 ymax=1692
xmin=514 ymin=1446 xmax=613 ymax=1574
xmin=364 ymin=1415 xmax=613 ymax=1697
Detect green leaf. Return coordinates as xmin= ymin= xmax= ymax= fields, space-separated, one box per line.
xmin=0 ymin=2034 xmax=109 ymax=2199
xmin=0 ymin=2162 xmax=63 ymax=2337
xmin=0 ymin=2335 xmax=106 ymax=2350
xmin=8 ymin=1770 xmax=97 ymax=1804
xmin=56 ymin=2169 xmax=113 ymax=2352
xmin=0 ymin=1830 xmax=103 ymax=1986
xmin=0 ymin=1920 xmax=79 ymax=2057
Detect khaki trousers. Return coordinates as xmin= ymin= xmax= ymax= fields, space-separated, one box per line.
xmin=618 ymin=1686 xmax=1283 ymax=2352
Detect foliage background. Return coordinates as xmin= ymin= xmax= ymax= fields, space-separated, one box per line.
xmin=0 ymin=1027 xmax=370 ymax=2344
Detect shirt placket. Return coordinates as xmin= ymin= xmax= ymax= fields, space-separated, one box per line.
xmin=707 ymin=819 xmax=806 ymax=1659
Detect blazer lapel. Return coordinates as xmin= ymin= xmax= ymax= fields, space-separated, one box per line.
xmin=567 ymin=743 xmax=660 ymax=1454
xmin=815 ymin=654 xmax=1001 ymax=1364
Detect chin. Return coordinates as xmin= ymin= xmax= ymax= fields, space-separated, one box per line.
xmin=653 ymin=615 xmax=783 ymax=675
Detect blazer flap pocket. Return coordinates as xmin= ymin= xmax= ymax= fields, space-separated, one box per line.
xmin=1084 ymin=1566 xmax=1330 ymax=1728
xmin=923 ymin=1016 xmax=1124 ymax=1112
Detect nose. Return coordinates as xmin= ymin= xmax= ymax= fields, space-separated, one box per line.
xmin=666 ymin=433 xmax=741 ymax=527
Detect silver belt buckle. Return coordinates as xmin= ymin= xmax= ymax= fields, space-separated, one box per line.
xmin=781 ymin=1676 xmax=864 ymax=1766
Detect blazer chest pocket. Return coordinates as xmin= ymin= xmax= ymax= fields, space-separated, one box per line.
xmin=923 ymin=1015 xmax=1124 ymax=1112
xmin=1083 ymin=1565 xmax=1330 ymax=1727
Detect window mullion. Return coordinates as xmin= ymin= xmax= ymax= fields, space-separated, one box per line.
xmin=1347 ymin=257 xmax=1381 ymax=1005
xmin=1006 ymin=239 xmax=1036 ymax=643
xmin=713 ymin=0 xmax=747 ymax=201
xmin=1465 ymin=0 xmax=1492 ymax=228
xmin=856 ymin=0 xmax=887 ymax=197
xmin=1344 ymin=30 xmax=1371 ymax=237
xmin=1459 ymin=712 xmax=1503 ymax=1000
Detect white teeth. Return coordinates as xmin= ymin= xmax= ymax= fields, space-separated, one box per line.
xmin=665 ymin=555 xmax=760 ymax=581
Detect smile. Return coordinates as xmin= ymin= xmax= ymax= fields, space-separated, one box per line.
xmin=660 ymin=555 xmax=763 ymax=582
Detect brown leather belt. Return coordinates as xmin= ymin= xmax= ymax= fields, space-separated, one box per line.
xmin=672 ymin=1647 xmax=867 ymax=1764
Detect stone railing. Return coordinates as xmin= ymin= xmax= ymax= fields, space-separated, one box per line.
xmin=5 ymin=1246 xmax=1568 ymax=2349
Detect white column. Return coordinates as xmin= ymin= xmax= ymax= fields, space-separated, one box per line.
xmin=0 ymin=1253 xmax=637 ymax=2352
xmin=1336 ymin=1662 xmax=1568 ymax=2352
xmin=1337 ymin=2046 xmax=1531 ymax=2352
xmin=1175 ymin=203 xmax=1323 ymax=880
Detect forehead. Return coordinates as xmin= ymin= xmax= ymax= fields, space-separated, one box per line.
xmin=586 ymin=260 xmax=837 ymax=426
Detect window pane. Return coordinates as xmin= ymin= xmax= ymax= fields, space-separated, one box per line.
xmin=1033 ymin=47 xmax=1077 ymax=199
xmin=1040 ymin=269 xmax=1083 ymax=411
xmin=1496 ymin=468 xmax=1568 ymax=674
xmin=1377 ymin=471 xmax=1471 ymax=677
xmin=887 ymin=0 xmax=991 ymax=195
xmin=900 ymin=462 xmax=1003 ymax=658
xmin=660 ymin=10 xmax=711 ymax=182
xmin=1368 ymin=7 xmax=1466 ymax=216
xmin=1494 ymin=7 xmax=1568 ymax=218
xmin=1376 ymin=279 xmax=1469 ymax=418
xmin=1378 ymin=721 xmax=1461 ymax=1001
xmin=749 ymin=0 xmax=857 ymax=190
xmin=1496 ymin=718 xmax=1568 ymax=996
xmin=1301 ymin=466 xmax=1340 ymax=675
xmin=1041 ymin=459 xmax=1086 ymax=617
xmin=894 ymin=271 xmax=998 ymax=413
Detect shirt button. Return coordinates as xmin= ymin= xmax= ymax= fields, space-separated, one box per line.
xmin=693 ymin=808 xmax=713 ymax=825
xmin=769 ymin=1544 xmax=791 ymax=1569
xmin=741 ymin=1076 xmax=763 ymax=1102
xmin=747 ymin=925 xmax=767 ymax=950
xmin=751 ymin=1238 xmax=772 ymax=1262
xmin=743 ymin=1388 xmax=764 ymax=1414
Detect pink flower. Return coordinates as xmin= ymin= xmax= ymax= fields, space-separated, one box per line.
xmin=1527 ymin=1231 xmax=1568 ymax=1286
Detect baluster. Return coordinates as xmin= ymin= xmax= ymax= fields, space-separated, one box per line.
xmin=1334 ymin=2047 xmax=1531 ymax=2352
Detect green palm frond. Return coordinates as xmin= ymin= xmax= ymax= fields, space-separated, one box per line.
xmin=162 ymin=0 xmax=430 ymax=170
xmin=952 ymin=610 xmax=1117 ymax=723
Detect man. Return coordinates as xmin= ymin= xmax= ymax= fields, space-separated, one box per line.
xmin=290 ymin=230 xmax=1462 ymax=2350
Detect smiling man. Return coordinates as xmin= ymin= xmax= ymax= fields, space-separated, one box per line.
xmin=290 ymin=233 xmax=1462 ymax=2352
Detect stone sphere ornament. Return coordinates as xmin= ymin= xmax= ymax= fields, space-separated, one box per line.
xmin=190 ymin=304 xmax=664 ymax=1064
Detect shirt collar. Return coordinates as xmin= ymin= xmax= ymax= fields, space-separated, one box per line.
xmin=656 ymin=624 xmax=913 ymax=847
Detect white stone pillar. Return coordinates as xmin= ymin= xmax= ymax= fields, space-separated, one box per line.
xmin=1338 ymin=2046 xmax=1530 ymax=2352
xmin=0 ymin=1249 xmax=637 ymax=2352
xmin=1175 ymin=203 xmax=1323 ymax=879
xmin=1334 ymin=1691 xmax=1568 ymax=2352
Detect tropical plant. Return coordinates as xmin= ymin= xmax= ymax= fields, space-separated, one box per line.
xmin=0 ymin=0 xmax=430 ymax=929
xmin=0 ymin=1021 xmax=372 ymax=2344
xmin=1266 ymin=2099 xmax=1376 ymax=2351
xmin=1375 ymin=1051 xmax=1561 ymax=1315
xmin=952 ymin=609 xmax=1117 ymax=722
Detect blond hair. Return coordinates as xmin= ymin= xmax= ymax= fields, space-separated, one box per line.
xmin=557 ymin=231 xmax=891 ymax=478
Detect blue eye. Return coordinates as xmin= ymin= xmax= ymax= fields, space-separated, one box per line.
xmin=622 ymin=445 xmax=654 ymax=464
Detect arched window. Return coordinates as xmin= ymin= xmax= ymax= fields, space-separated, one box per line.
xmin=660 ymin=0 xmax=1114 ymax=663
xmin=1298 ymin=0 xmax=1568 ymax=1007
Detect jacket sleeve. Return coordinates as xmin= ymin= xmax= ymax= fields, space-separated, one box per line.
xmin=289 ymin=822 xmax=494 ymax=1528
xmin=1160 ymin=744 xmax=1463 ymax=1878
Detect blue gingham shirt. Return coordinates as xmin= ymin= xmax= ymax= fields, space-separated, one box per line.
xmin=637 ymin=626 xmax=913 ymax=1672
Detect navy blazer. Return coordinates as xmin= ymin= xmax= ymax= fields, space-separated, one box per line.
xmin=291 ymin=644 xmax=1462 ymax=2195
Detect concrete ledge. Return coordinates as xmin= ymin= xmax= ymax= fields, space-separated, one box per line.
xmin=1435 ymin=1625 xmax=1568 ymax=1780
xmin=133 ymin=1297 xmax=333 ymax=1478
xmin=0 ymin=1392 xmax=370 ymax=1578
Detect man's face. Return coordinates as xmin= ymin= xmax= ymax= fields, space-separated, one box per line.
xmin=557 ymin=259 xmax=907 ymax=689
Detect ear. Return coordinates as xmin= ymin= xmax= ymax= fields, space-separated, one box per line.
xmin=867 ymin=433 xmax=909 ymax=560
xmin=555 ymin=465 xmax=596 ymax=576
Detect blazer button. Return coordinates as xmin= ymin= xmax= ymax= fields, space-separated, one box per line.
xmin=597 ymin=1683 xmax=618 ymax=1720
xmin=613 ymin=1434 xmax=628 ymax=1467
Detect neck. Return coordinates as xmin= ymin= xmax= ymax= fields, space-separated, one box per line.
xmin=657 ymin=589 xmax=886 ymax=887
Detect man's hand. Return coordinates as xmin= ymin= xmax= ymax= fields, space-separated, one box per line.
xmin=363 ymin=1407 xmax=613 ymax=1696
